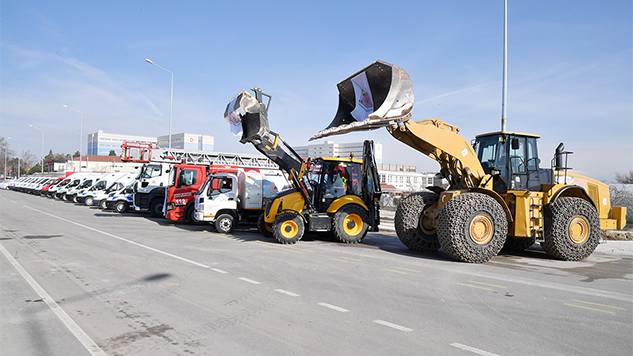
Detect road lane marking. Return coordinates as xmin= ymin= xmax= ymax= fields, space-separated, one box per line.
xmin=456 ymin=282 xmax=492 ymax=291
xmin=340 ymin=257 xmax=361 ymax=261
xmin=23 ymin=206 xmax=211 ymax=269
xmin=275 ymin=289 xmax=300 ymax=297
xmin=239 ymin=277 xmax=261 ymax=285
xmin=373 ymin=320 xmax=412 ymax=332
xmin=0 ymin=242 xmax=108 ymax=356
xmin=571 ymin=299 xmax=627 ymax=310
xmin=383 ymin=268 xmax=408 ymax=275
xmin=468 ymin=280 xmax=506 ymax=288
xmin=329 ymin=257 xmax=349 ymax=263
xmin=450 ymin=343 xmax=500 ymax=356
xmin=392 ymin=266 xmax=421 ymax=273
xmin=564 ymin=303 xmax=616 ymax=315
xmin=211 ymin=268 xmax=228 ymax=274
xmin=318 ymin=302 xmax=349 ymax=313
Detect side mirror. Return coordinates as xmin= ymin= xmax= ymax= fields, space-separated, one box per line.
xmin=511 ymin=138 xmax=520 ymax=150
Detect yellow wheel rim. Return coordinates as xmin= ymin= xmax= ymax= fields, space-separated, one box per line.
xmin=343 ymin=213 xmax=363 ymax=236
xmin=569 ymin=217 xmax=590 ymax=244
xmin=469 ymin=214 xmax=494 ymax=245
xmin=280 ymin=220 xmax=298 ymax=239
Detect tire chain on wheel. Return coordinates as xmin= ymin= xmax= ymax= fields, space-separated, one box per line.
xmin=540 ymin=197 xmax=600 ymax=261
xmin=437 ymin=193 xmax=508 ymax=263
xmin=394 ymin=192 xmax=441 ymax=251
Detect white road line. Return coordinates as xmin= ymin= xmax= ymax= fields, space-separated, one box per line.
xmin=0 ymin=242 xmax=108 ymax=356
xmin=450 ymin=343 xmax=501 ymax=356
xmin=318 ymin=302 xmax=349 ymax=313
xmin=211 ymin=268 xmax=228 ymax=274
xmin=239 ymin=277 xmax=261 ymax=285
xmin=274 ymin=289 xmax=300 ymax=297
xmin=373 ymin=320 xmax=412 ymax=332
xmin=23 ymin=205 xmax=211 ymax=269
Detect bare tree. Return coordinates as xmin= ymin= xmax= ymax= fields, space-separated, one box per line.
xmin=615 ymin=171 xmax=633 ymax=184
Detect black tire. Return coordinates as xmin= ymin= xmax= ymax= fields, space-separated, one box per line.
xmin=332 ymin=205 xmax=369 ymax=244
xmin=502 ymin=236 xmax=536 ymax=252
xmin=272 ymin=212 xmax=304 ymax=244
xmin=215 ymin=213 xmax=235 ymax=233
xmin=541 ymin=197 xmax=600 ymax=261
xmin=258 ymin=213 xmax=274 ymax=238
xmin=149 ymin=200 xmax=163 ymax=217
xmin=85 ymin=196 xmax=94 ymax=206
xmin=115 ymin=201 xmax=128 ymax=213
xmin=185 ymin=204 xmax=202 ymax=224
xmin=394 ymin=192 xmax=441 ymax=251
xmin=100 ymin=200 xmax=108 ymax=209
xmin=437 ymin=193 xmax=508 ymax=263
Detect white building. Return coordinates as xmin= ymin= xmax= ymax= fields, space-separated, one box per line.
xmin=88 ymin=131 xmax=157 ymax=156
xmin=293 ymin=141 xmax=383 ymax=163
xmin=157 ymin=133 xmax=214 ymax=151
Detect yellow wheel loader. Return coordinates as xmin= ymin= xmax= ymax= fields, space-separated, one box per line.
xmin=311 ymin=60 xmax=626 ymax=263
xmin=224 ymin=88 xmax=382 ymax=245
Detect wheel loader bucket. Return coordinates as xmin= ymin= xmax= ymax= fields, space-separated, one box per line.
xmin=224 ymin=89 xmax=270 ymax=144
xmin=310 ymin=60 xmax=414 ymax=141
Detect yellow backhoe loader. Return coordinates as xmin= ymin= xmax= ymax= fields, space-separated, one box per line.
xmin=311 ymin=60 xmax=626 ymax=263
xmin=224 ymin=88 xmax=382 ymax=245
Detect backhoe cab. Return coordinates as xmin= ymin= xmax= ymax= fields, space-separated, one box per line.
xmin=312 ymin=60 xmax=626 ymax=263
xmin=224 ymin=88 xmax=381 ymax=244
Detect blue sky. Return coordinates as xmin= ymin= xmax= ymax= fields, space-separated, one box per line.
xmin=1 ymin=0 xmax=631 ymax=182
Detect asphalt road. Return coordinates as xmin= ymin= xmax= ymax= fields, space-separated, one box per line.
xmin=1 ymin=189 xmax=632 ymax=356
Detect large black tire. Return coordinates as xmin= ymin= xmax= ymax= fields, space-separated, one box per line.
xmin=437 ymin=193 xmax=508 ymax=263
xmin=84 ymin=196 xmax=94 ymax=206
xmin=149 ymin=200 xmax=163 ymax=218
xmin=215 ymin=214 xmax=235 ymax=234
xmin=185 ymin=205 xmax=202 ymax=225
xmin=503 ymin=236 xmax=536 ymax=252
xmin=272 ymin=212 xmax=304 ymax=244
xmin=541 ymin=197 xmax=600 ymax=261
xmin=257 ymin=213 xmax=274 ymax=238
xmin=100 ymin=200 xmax=108 ymax=209
xmin=332 ymin=205 xmax=369 ymax=244
xmin=115 ymin=201 xmax=128 ymax=213
xmin=394 ymin=192 xmax=441 ymax=251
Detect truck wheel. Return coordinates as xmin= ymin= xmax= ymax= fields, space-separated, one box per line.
xmin=185 ymin=205 xmax=201 ymax=224
xmin=503 ymin=237 xmax=536 ymax=252
xmin=215 ymin=214 xmax=234 ymax=234
xmin=395 ymin=192 xmax=441 ymax=251
xmin=333 ymin=205 xmax=369 ymax=244
xmin=258 ymin=213 xmax=273 ymax=238
xmin=115 ymin=201 xmax=128 ymax=213
xmin=437 ymin=193 xmax=507 ymax=263
xmin=85 ymin=197 xmax=94 ymax=206
xmin=100 ymin=200 xmax=108 ymax=209
xmin=541 ymin=197 xmax=600 ymax=261
xmin=273 ymin=213 xmax=304 ymax=244
xmin=150 ymin=200 xmax=163 ymax=217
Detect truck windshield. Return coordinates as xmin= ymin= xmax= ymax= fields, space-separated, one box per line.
xmin=142 ymin=164 xmax=162 ymax=178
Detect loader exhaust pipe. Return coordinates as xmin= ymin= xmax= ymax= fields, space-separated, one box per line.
xmin=310 ymin=60 xmax=415 ymax=141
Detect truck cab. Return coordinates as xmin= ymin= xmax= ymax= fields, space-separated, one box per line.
xmin=164 ymin=164 xmax=219 ymax=223
xmin=133 ymin=162 xmax=172 ymax=217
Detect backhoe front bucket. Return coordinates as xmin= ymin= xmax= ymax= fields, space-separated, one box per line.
xmin=224 ymin=89 xmax=270 ymax=144
xmin=310 ymin=60 xmax=414 ymax=141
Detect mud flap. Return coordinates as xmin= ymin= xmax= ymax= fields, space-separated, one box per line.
xmin=224 ymin=89 xmax=270 ymax=144
xmin=310 ymin=60 xmax=415 ymax=141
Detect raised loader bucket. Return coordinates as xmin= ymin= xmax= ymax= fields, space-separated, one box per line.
xmin=224 ymin=88 xmax=271 ymax=144
xmin=310 ymin=60 xmax=415 ymax=141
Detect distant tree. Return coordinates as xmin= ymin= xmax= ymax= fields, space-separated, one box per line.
xmin=108 ymin=150 xmax=117 ymax=156
xmin=73 ymin=150 xmax=80 ymax=158
xmin=28 ymin=164 xmax=43 ymax=175
xmin=615 ymin=171 xmax=633 ymax=184
xmin=20 ymin=150 xmax=37 ymax=169
xmin=0 ymin=136 xmax=14 ymax=177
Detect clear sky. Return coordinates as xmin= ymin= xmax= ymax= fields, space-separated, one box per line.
xmin=1 ymin=0 xmax=631 ymax=182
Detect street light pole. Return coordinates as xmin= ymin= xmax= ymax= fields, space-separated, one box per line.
xmin=63 ymin=105 xmax=83 ymax=172
xmin=145 ymin=58 xmax=173 ymax=149
xmin=29 ymin=124 xmax=44 ymax=173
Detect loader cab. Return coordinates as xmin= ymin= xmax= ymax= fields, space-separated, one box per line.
xmin=309 ymin=157 xmax=363 ymax=212
xmin=474 ymin=132 xmax=545 ymax=192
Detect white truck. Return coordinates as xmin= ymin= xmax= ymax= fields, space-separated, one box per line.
xmin=194 ymin=168 xmax=289 ymax=233
xmin=77 ymin=171 xmax=137 ymax=206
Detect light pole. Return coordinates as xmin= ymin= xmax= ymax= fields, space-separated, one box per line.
xmin=8 ymin=137 xmax=20 ymax=179
xmin=63 ymin=105 xmax=83 ymax=172
xmin=29 ymin=124 xmax=44 ymax=173
xmin=145 ymin=58 xmax=173 ymax=149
